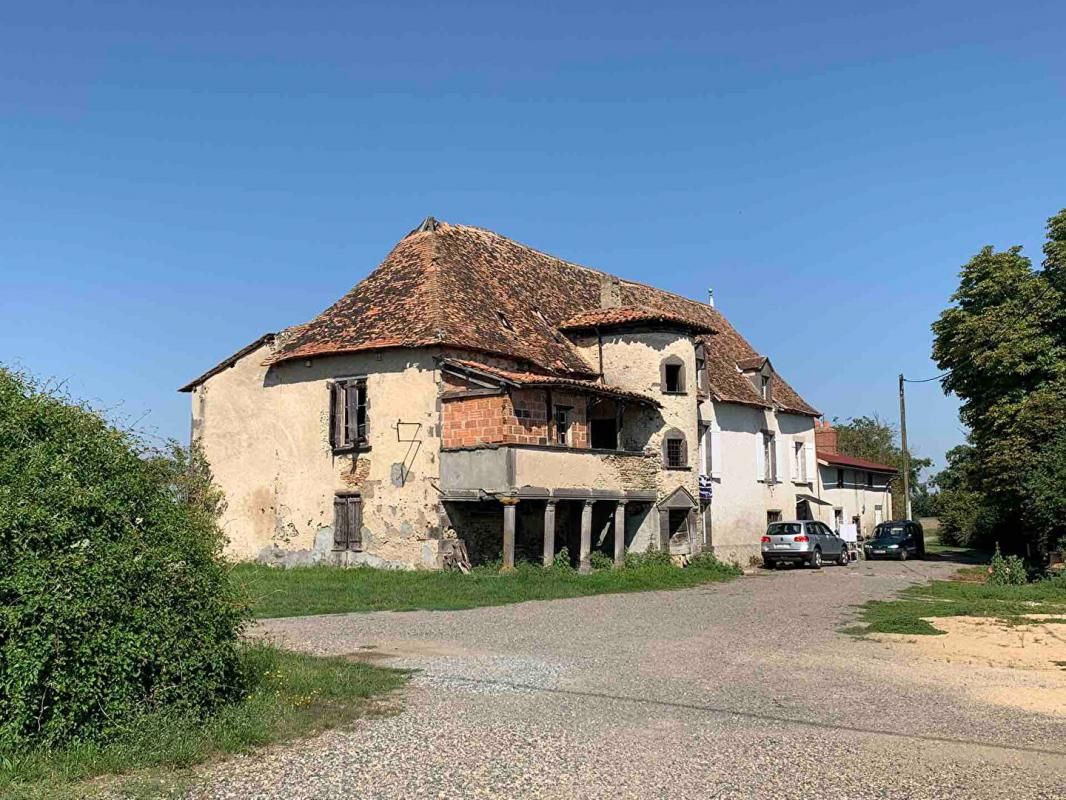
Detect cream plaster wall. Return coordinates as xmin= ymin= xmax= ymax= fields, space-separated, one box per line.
xmin=191 ymin=344 xmax=443 ymax=566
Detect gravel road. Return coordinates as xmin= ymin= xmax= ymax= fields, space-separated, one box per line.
xmin=192 ymin=560 xmax=1065 ymax=799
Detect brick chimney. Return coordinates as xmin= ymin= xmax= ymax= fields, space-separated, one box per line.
xmin=815 ymin=419 xmax=838 ymax=455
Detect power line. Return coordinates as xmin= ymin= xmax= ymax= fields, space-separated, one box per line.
xmin=902 ymin=275 xmax=1059 ymax=384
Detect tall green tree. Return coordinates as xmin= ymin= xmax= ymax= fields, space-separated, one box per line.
xmin=930 ymin=209 xmax=1066 ymax=555
xmin=833 ymin=414 xmax=931 ymax=519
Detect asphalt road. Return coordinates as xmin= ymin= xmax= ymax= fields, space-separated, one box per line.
xmin=193 ymin=559 xmax=1066 ymax=799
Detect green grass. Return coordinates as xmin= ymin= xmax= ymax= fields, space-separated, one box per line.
xmin=233 ymin=557 xmax=742 ymax=619
xmin=0 ymin=645 xmax=407 ymax=800
xmin=922 ymin=534 xmax=991 ymax=562
xmin=851 ymin=573 xmax=1066 ymax=636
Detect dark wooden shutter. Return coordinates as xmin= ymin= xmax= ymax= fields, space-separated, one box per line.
xmin=330 ymin=382 xmax=346 ymax=449
xmin=333 ymin=496 xmax=348 ymax=549
xmin=346 ymin=496 xmax=362 ymax=550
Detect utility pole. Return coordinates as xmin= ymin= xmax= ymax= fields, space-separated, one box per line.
xmin=898 ymin=374 xmax=912 ymax=520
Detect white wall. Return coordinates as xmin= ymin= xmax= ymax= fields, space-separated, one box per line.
xmin=701 ymin=402 xmax=817 ymax=565
xmin=815 ymin=465 xmax=894 ymax=538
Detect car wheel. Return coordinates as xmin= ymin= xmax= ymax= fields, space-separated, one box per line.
xmin=899 ymin=548 xmax=908 ymax=561
xmin=810 ymin=548 xmax=822 ymax=569
xmin=837 ymin=547 xmax=849 ymax=566
xmin=763 ymin=559 xmax=774 ymax=570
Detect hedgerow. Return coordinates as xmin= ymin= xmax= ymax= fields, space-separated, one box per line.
xmin=0 ymin=368 xmax=248 ymax=748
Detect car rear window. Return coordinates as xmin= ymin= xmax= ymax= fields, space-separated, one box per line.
xmin=767 ymin=523 xmax=802 ymax=537
xmin=874 ymin=524 xmax=907 ymax=539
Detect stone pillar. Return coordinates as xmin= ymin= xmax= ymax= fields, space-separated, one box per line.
xmin=688 ymin=509 xmax=702 ymax=555
xmin=613 ymin=501 xmax=627 ymax=568
xmin=501 ymin=497 xmax=519 ymax=572
xmin=542 ymin=500 xmax=557 ymax=567
xmin=579 ymin=499 xmax=594 ymax=574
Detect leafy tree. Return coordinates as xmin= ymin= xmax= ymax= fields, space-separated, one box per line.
xmin=0 ymin=368 xmax=248 ymax=748
xmin=833 ymin=414 xmax=931 ymax=519
xmin=930 ymin=209 xmax=1066 ymax=555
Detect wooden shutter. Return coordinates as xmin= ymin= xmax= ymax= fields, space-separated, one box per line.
xmin=679 ymin=436 xmax=688 ymax=467
xmin=333 ymin=496 xmax=348 ymax=549
xmin=329 ymin=382 xmax=345 ymax=449
xmin=710 ymin=430 xmax=722 ymax=478
xmin=333 ymin=495 xmax=362 ymax=550
xmin=346 ymin=496 xmax=362 ymax=550
xmin=755 ymin=433 xmax=765 ymax=481
xmin=780 ymin=436 xmax=790 ymax=483
xmin=805 ymin=443 xmax=816 ymax=486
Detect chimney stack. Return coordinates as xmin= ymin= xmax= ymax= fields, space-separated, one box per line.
xmin=814 ymin=419 xmax=838 ymax=455
xmin=599 ymin=276 xmax=621 ymax=309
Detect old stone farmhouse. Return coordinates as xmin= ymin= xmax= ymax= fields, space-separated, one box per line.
xmin=182 ymin=217 xmax=834 ymax=570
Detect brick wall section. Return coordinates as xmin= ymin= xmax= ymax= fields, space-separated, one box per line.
xmin=442 ymin=381 xmax=590 ymax=449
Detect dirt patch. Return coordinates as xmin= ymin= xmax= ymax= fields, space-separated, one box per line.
xmin=873 ymin=616 xmax=1066 ymax=717
xmin=873 ymin=615 xmax=1066 ymax=670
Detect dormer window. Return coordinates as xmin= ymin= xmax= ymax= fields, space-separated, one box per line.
xmin=760 ymin=374 xmax=770 ymax=400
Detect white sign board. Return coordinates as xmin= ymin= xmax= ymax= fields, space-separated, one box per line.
xmin=839 ymin=523 xmax=858 ymax=543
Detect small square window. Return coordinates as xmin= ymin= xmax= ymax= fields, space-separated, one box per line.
xmin=664 ymin=363 xmax=683 ymax=393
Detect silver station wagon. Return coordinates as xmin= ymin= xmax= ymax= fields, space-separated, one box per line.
xmin=761 ymin=520 xmax=849 ymax=569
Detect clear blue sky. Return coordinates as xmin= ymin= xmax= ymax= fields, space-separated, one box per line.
xmin=3 ymin=2 xmax=1064 ymax=472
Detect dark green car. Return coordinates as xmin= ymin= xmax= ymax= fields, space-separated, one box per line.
xmin=864 ymin=521 xmax=925 ymax=560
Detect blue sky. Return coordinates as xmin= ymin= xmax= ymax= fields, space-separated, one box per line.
xmin=2 ymin=1 xmax=1064 ymax=472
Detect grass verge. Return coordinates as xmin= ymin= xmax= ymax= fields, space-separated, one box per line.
xmin=0 ymin=645 xmax=407 ymax=800
xmin=850 ymin=573 xmax=1066 ymax=636
xmin=234 ymin=556 xmax=742 ymax=619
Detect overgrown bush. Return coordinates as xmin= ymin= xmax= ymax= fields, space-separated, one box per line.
xmin=988 ymin=543 xmax=1027 ymax=586
xmin=551 ymin=547 xmax=572 ymax=570
xmin=687 ymin=552 xmax=742 ymax=575
xmin=0 ymin=368 xmax=248 ymax=748
xmin=588 ymin=550 xmax=613 ymax=570
xmin=624 ymin=548 xmax=673 ymax=569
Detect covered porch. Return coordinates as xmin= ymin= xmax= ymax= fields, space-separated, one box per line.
xmin=440 ymin=489 xmax=659 ymax=573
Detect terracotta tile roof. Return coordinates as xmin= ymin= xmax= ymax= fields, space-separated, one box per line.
xmin=442 ymin=358 xmax=661 ymax=407
xmin=263 ymin=218 xmax=819 ymax=416
xmin=817 ymin=451 xmax=898 ymax=474
xmin=736 ymin=355 xmax=769 ymax=371
xmin=558 ymin=305 xmax=717 ymax=335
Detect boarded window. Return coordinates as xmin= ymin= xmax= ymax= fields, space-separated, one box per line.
xmin=333 ymin=494 xmax=362 ymax=551
xmin=330 ymin=378 xmax=369 ymax=450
